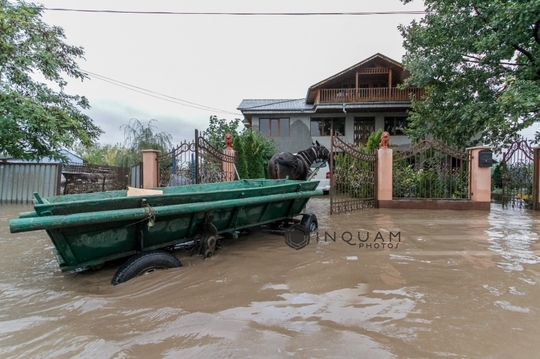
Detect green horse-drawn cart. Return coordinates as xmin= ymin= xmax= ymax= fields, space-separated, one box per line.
xmin=10 ymin=179 xmax=321 ymax=285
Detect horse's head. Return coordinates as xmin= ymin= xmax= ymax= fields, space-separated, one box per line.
xmin=312 ymin=140 xmax=330 ymax=163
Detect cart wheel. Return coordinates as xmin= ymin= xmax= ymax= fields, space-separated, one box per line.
xmin=301 ymin=213 xmax=318 ymax=233
xmin=204 ymin=235 xmax=217 ymax=259
xmin=111 ymin=250 xmax=182 ymax=286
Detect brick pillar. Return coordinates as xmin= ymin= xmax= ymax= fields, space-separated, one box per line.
xmin=377 ymin=147 xmax=393 ymax=206
xmin=222 ymin=147 xmax=236 ymax=181
xmin=468 ymin=146 xmax=492 ymax=209
xmin=142 ymin=149 xmax=160 ymax=189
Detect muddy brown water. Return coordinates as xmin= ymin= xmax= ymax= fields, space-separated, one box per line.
xmin=2 ymin=198 xmax=540 ymax=358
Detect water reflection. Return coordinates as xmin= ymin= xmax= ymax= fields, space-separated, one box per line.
xmin=2 ymin=201 xmax=540 ymax=358
xmin=487 ymin=205 xmax=540 ymax=271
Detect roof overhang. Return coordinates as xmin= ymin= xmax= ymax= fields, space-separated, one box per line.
xmin=305 ymin=53 xmax=407 ymax=104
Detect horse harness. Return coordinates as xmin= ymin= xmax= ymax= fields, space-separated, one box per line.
xmin=296 ymin=147 xmax=318 ymax=169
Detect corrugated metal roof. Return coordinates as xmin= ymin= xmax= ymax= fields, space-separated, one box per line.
xmin=237 ymin=99 xmax=313 ymax=112
xmin=238 ymin=99 xmax=410 ymax=114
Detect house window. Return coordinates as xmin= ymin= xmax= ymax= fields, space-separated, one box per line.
xmin=259 ymin=118 xmax=290 ymax=137
xmin=310 ymin=117 xmax=345 ymax=136
xmin=354 ymin=117 xmax=375 ymax=146
xmin=384 ymin=117 xmax=408 ymax=135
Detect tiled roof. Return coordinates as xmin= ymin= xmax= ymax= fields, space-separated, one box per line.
xmin=237 ymin=99 xmax=313 ymax=112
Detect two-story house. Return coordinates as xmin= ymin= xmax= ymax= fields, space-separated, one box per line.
xmin=237 ymin=53 xmax=424 ymax=153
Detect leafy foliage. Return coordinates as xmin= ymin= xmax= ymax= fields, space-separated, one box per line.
xmin=495 ymin=161 xmax=533 ymax=208
xmin=333 ymin=131 xmax=386 ymax=198
xmin=244 ymin=131 xmax=267 ymax=179
xmin=74 ymin=142 xmax=131 ymax=167
xmin=0 ymin=0 xmax=102 ymax=161
xmin=233 ymin=134 xmax=248 ymax=179
xmin=492 ymin=162 xmax=503 ymax=189
xmin=333 ymin=143 xmax=376 ymax=199
xmin=120 ymin=118 xmax=173 ymax=166
xmin=205 ymin=115 xmax=242 ymax=150
xmin=392 ymin=153 xmax=469 ymax=199
xmin=400 ymin=0 xmax=540 ymax=149
xmin=366 ymin=129 xmax=383 ymax=152
xmin=202 ymin=116 xmax=276 ymax=179
xmin=74 ymin=119 xmax=173 ymax=167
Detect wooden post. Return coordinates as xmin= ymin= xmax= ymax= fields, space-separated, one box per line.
xmin=142 ymin=149 xmax=160 ymax=189
xmin=388 ymin=69 xmax=392 ymax=100
xmin=468 ymin=146 xmax=492 ymax=210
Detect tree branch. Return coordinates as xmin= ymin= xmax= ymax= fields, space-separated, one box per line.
xmin=474 ymin=4 xmax=537 ymax=67
xmin=512 ymin=44 xmax=536 ymax=64
xmin=462 ymin=54 xmax=517 ymax=67
xmin=533 ymin=20 xmax=540 ymax=46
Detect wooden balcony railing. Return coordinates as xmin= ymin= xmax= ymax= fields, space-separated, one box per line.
xmin=357 ymin=68 xmax=390 ymax=74
xmin=318 ymin=87 xmax=425 ymax=103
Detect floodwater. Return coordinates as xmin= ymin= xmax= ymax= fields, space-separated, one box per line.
xmin=2 ymin=198 xmax=540 ymax=358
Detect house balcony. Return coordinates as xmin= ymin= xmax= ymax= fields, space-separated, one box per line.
xmin=318 ymin=87 xmax=424 ymax=104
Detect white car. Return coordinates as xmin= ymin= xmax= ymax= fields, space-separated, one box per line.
xmin=309 ymin=162 xmax=330 ymax=195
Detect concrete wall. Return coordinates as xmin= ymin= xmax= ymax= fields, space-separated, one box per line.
xmin=252 ymin=111 xmax=411 ymax=153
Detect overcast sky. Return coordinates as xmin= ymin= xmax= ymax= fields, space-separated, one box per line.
xmin=35 ymin=0 xmax=431 ymax=146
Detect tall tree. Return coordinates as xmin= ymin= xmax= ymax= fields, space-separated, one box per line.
xmin=232 ymin=134 xmax=248 ymax=179
xmin=74 ymin=142 xmax=130 ymax=167
xmin=400 ymin=0 xmax=540 ymax=149
xmin=202 ymin=115 xmax=276 ymax=179
xmin=0 ymin=0 xmax=102 ymax=160
xmin=120 ymin=118 xmax=173 ymax=166
xmin=205 ymin=115 xmax=241 ymax=149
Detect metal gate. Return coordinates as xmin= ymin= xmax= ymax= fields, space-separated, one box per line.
xmin=330 ymin=135 xmax=377 ymax=214
xmin=393 ymin=140 xmax=469 ymax=200
xmin=158 ymin=129 xmax=236 ymax=187
xmin=499 ymin=139 xmax=534 ymax=209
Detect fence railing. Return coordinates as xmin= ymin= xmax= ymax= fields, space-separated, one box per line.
xmin=319 ymin=87 xmax=424 ymax=103
xmin=330 ymin=135 xmax=377 ymax=214
xmin=158 ymin=129 xmax=236 ymax=187
xmin=392 ymin=140 xmax=469 ymax=200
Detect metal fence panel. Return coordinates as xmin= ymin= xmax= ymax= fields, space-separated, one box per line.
xmin=129 ymin=162 xmax=142 ymax=188
xmin=500 ymin=140 xmax=534 ymax=209
xmin=330 ymin=135 xmax=377 ymax=215
xmin=0 ymin=163 xmax=61 ymax=204
xmin=393 ymin=140 xmax=469 ymax=200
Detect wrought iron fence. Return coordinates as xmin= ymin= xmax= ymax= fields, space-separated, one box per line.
xmin=498 ymin=140 xmax=534 ymax=209
xmin=158 ymin=129 xmax=236 ymax=187
xmin=330 ymin=135 xmax=377 ymax=214
xmin=158 ymin=140 xmax=196 ymax=187
xmin=393 ymin=140 xmax=469 ymax=200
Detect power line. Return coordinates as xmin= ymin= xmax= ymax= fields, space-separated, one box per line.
xmin=44 ymin=8 xmax=426 ymax=16
xmin=83 ymin=70 xmax=242 ymax=116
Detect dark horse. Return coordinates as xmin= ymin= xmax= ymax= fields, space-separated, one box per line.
xmin=267 ymin=141 xmax=330 ymax=180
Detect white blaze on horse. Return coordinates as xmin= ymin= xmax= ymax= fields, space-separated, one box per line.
xmin=267 ymin=141 xmax=330 ymax=180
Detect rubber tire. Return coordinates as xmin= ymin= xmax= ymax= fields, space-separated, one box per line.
xmin=111 ymin=250 xmax=182 ymax=286
xmin=300 ymin=213 xmax=318 ymax=233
